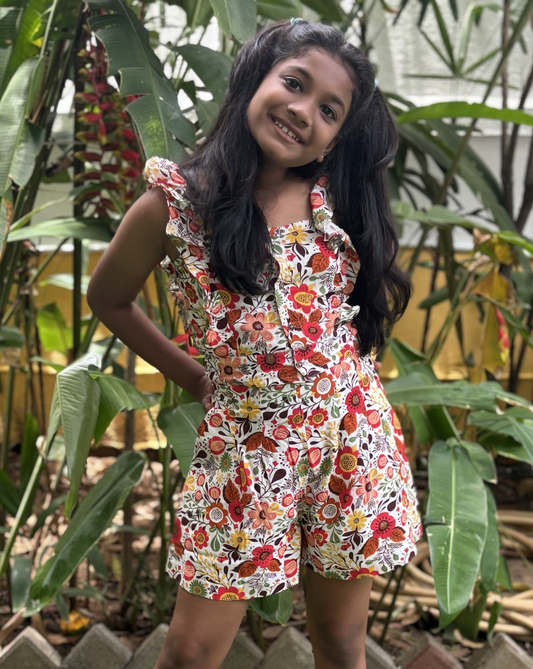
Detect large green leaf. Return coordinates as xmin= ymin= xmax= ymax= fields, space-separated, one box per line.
xmin=7 ymin=217 xmax=113 ymax=242
xmin=175 ymin=44 xmax=233 ymax=105
xmin=19 ymin=411 xmax=39 ymax=492
xmin=36 ymin=302 xmax=72 ymax=355
xmin=11 ymin=556 xmax=32 ymax=611
xmin=0 ymin=469 xmax=21 ymax=515
xmin=0 ymin=57 xmax=45 ymax=244
xmin=51 ymin=353 xmax=102 ymax=518
xmin=89 ymin=0 xmax=195 ymax=161
xmin=26 ymin=450 xmax=145 ymax=615
xmin=385 ymin=374 xmax=532 ymax=412
xmin=457 ymin=440 xmax=496 ymax=483
xmin=0 ymin=6 xmax=22 ymax=95
xmin=209 ymin=0 xmax=256 ymax=43
xmin=387 ymin=339 xmax=458 ymax=443
xmin=257 ymin=0 xmax=302 ymax=21
xmin=398 ymin=102 xmax=533 ymax=127
xmin=469 ymin=411 xmax=533 ymax=463
xmin=158 ymin=403 xmax=205 ymax=476
xmin=426 ymin=440 xmax=488 ymax=622
xmin=87 ymin=368 xmax=159 ymax=446
xmin=249 ymin=588 xmax=293 ymax=624
xmin=479 ymin=487 xmax=499 ymax=595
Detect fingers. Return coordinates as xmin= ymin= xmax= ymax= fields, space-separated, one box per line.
xmin=202 ymin=394 xmax=213 ymax=412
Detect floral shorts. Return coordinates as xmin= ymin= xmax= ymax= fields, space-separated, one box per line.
xmin=167 ymin=357 xmax=422 ymax=601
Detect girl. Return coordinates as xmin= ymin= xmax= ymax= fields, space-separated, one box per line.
xmin=87 ymin=19 xmax=422 ymax=669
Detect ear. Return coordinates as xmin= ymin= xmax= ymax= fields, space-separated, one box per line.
xmin=323 ymin=135 xmax=340 ymax=157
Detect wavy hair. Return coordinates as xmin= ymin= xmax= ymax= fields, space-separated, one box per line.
xmin=179 ymin=20 xmax=411 ymax=356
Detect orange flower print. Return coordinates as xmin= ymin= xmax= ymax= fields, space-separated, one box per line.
xmin=335 ymin=446 xmax=358 ymax=480
xmin=311 ymin=372 xmax=335 ymax=399
xmin=218 ymin=357 xmax=243 ymax=383
xmin=248 ymin=501 xmax=277 ymax=530
xmin=355 ymin=469 xmax=381 ymax=504
xmin=349 ymin=567 xmax=379 ymax=579
xmin=309 ymin=528 xmax=328 ymax=546
xmin=371 ymin=512 xmax=396 ymax=539
xmin=288 ymin=284 xmax=317 ymax=314
xmin=241 ymin=312 xmax=276 ymax=343
xmin=323 ymin=311 xmax=338 ymax=335
xmin=291 ymin=335 xmax=315 ymax=362
xmin=212 ymin=283 xmax=240 ymax=309
xmin=317 ymin=497 xmax=341 ymax=523
xmin=288 ymin=407 xmax=305 ymax=429
xmin=345 ymin=387 xmax=365 ymax=414
xmin=205 ymin=501 xmax=228 ymax=528
xmin=310 ymin=192 xmax=324 ymax=208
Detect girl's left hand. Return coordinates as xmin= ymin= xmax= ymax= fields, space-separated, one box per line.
xmin=373 ymin=360 xmax=382 ymax=374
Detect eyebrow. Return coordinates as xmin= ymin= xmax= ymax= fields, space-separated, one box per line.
xmin=289 ymin=66 xmax=347 ymax=114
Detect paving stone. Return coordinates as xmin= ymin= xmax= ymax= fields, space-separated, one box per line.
xmin=366 ymin=634 xmax=398 ymax=669
xmin=62 ymin=623 xmax=132 ymax=669
xmin=0 ymin=626 xmax=61 ymax=669
xmin=398 ymin=632 xmax=462 ymax=669
xmin=464 ymin=633 xmax=533 ymax=669
xmin=219 ymin=632 xmax=264 ymax=669
xmin=126 ymin=624 xmax=169 ymax=669
xmin=259 ymin=627 xmax=314 ymax=669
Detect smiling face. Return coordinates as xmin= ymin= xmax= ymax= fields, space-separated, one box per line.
xmin=246 ymin=48 xmax=355 ymax=170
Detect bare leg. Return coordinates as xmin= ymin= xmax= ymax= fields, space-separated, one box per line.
xmin=305 ymin=568 xmax=373 ymax=669
xmin=154 ymin=584 xmax=249 ymax=669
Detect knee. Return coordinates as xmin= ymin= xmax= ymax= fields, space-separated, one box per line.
xmin=155 ymin=641 xmax=210 ymax=669
xmin=310 ymin=621 xmax=367 ymax=668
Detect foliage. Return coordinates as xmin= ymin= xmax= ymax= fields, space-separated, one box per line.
xmin=0 ymin=0 xmax=532 ymax=644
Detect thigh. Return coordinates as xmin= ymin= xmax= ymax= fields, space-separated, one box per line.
xmin=155 ymin=583 xmax=249 ymax=669
xmin=305 ymin=568 xmax=373 ymax=668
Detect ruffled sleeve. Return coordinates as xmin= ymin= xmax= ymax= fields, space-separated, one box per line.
xmin=143 ymin=156 xmax=211 ymax=296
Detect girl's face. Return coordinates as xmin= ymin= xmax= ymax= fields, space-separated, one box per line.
xmin=246 ymin=48 xmax=355 ymax=170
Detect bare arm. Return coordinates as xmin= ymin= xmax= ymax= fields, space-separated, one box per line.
xmin=87 ymin=186 xmax=212 ymax=405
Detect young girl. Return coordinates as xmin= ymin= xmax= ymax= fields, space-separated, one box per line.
xmin=88 ymin=19 xmax=422 ymax=669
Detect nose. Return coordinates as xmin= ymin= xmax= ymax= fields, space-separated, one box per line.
xmin=287 ymin=100 xmax=311 ymax=127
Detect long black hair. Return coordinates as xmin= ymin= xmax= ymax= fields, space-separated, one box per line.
xmin=179 ymin=20 xmax=411 ymax=357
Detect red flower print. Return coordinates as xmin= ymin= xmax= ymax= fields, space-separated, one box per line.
xmin=229 ymin=499 xmax=245 ymax=523
xmin=252 ymin=544 xmax=275 ymax=568
xmin=377 ymin=454 xmax=388 ymax=469
xmin=367 ymin=410 xmax=381 ymax=429
xmin=302 ymin=321 xmax=323 ymax=341
xmin=205 ymin=501 xmax=228 ymax=528
xmin=338 ymin=488 xmax=353 ymax=509
xmin=334 ymin=446 xmax=358 ymax=480
xmin=311 ymin=193 xmax=324 ymax=209
xmin=371 ymin=512 xmax=396 ymax=539
xmin=310 ymin=407 xmax=328 ymax=428
xmin=316 ymin=236 xmax=335 ymax=258
xmin=241 ymin=312 xmax=276 ymax=343
xmin=213 ymin=586 xmax=245 ymax=601
xmin=317 ymin=497 xmax=341 ymax=523
xmin=193 ymin=528 xmax=209 ymax=549
xmin=310 ymin=528 xmax=328 ymax=547
xmin=212 ymin=283 xmax=240 ymax=309
xmin=288 ymin=408 xmax=305 ymax=429
xmin=391 ymin=409 xmax=402 ymax=435
xmin=257 ymin=351 xmax=286 ymax=372
xmin=291 ymin=336 xmax=315 ymax=361
xmin=171 ymin=518 xmax=182 ymax=544
xmin=316 ymin=175 xmax=329 ymax=187
xmin=218 ymin=356 xmax=243 ymax=383
xmin=311 ymin=372 xmax=335 ymax=399
xmin=288 ymin=284 xmax=317 ymax=314
xmin=235 ymin=460 xmax=252 ymax=491
xmin=345 ymin=387 xmax=365 ymax=414
xmin=349 ymin=567 xmax=379 ymax=579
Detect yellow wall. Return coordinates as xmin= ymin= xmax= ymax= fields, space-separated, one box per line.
xmin=1 ymin=248 xmax=531 ymax=448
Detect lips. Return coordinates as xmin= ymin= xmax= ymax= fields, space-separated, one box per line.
xmin=270 ymin=115 xmax=304 ymax=144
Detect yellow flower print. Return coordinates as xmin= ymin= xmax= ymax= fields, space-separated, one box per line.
xmin=239 ymin=399 xmax=260 ymax=420
xmin=230 ymin=530 xmax=249 ymax=551
xmin=347 ymin=510 xmax=367 ymax=532
xmin=284 ymin=223 xmax=309 ymax=244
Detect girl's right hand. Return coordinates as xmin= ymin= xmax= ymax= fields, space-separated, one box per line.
xmin=196 ymin=373 xmax=214 ymax=412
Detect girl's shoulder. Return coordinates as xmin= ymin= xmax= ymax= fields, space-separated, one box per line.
xmin=143 ymin=156 xmax=189 ymax=205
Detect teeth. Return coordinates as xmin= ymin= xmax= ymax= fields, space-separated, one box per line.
xmin=274 ymin=119 xmax=301 ymax=142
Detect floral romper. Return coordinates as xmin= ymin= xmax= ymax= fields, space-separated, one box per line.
xmin=144 ymin=157 xmax=423 ymax=601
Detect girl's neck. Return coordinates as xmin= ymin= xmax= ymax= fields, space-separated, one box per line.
xmin=255 ymin=162 xmax=292 ymax=193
